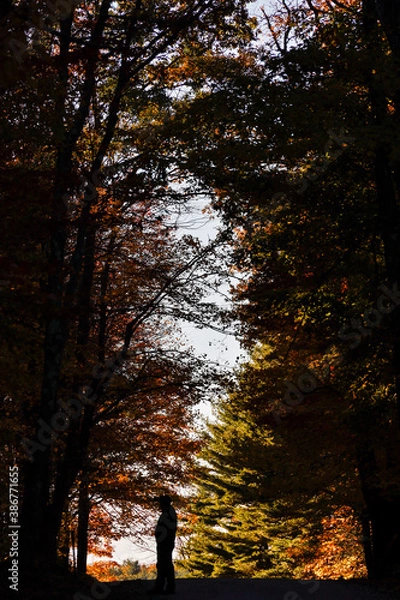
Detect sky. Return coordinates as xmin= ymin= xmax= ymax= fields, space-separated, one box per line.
xmin=172 ymin=195 xmax=247 ymax=408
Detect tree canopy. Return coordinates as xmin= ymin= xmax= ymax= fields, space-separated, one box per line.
xmin=169 ymin=0 xmax=400 ymax=582
xmin=0 ymin=0 xmax=254 ymax=589
xmin=2 ymin=0 xmax=400 ymax=591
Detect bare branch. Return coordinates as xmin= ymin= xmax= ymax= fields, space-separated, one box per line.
xmin=261 ymin=8 xmax=284 ymax=55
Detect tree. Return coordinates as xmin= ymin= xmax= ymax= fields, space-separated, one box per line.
xmin=183 ymin=344 xmax=367 ymax=578
xmin=68 ymin=333 xmax=206 ymax=573
xmin=161 ymin=0 xmax=400 ymax=579
xmin=0 ymin=0 xmax=254 ymax=580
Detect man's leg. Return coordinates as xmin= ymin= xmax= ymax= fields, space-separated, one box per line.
xmin=152 ymin=547 xmax=167 ymax=593
xmin=165 ymin=550 xmax=175 ymax=594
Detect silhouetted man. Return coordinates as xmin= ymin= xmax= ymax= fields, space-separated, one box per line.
xmin=149 ymin=494 xmax=177 ymax=596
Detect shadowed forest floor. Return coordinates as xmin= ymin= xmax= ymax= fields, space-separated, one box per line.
xmin=104 ymin=578 xmax=400 ymax=600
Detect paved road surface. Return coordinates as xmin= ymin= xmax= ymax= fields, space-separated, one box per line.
xmin=106 ymin=578 xmax=399 ymax=600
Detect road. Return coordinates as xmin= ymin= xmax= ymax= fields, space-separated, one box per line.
xmin=106 ymin=578 xmax=399 ymax=600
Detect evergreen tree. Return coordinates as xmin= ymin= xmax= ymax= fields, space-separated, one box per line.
xmin=183 ymin=344 xmax=366 ymax=578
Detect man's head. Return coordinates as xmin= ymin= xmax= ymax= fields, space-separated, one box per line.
xmin=155 ymin=494 xmax=172 ymax=510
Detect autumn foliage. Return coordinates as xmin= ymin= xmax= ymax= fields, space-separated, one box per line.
xmin=2 ymin=0 xmax=400 ymax=589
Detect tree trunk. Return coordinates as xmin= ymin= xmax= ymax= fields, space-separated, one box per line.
xmin=20 ymin=451 xmax=51 ymax=571
xmin=357 ymin=442 xmax=400 ymax=578
xmin=77 ymin=474 xmax=90 ymax=575
xmin=20 ymin=160 xmax=71 ymax=570
xmin=19 ymin=1 xmax=108 ymax=568
xmin=360 ymin=511 xmax=374 ymax=578
xmin=357 ymin=0 xmax=400 ymax=579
